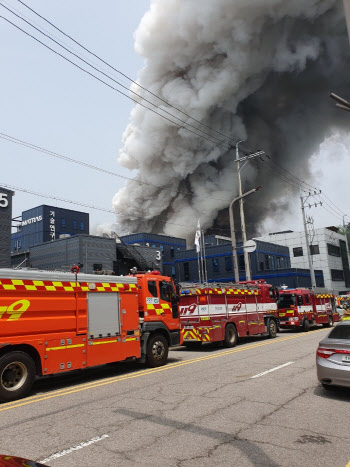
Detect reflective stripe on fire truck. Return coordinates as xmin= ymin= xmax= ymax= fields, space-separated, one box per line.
xmin=315 ymin=294 xmax=334 ymax=298
xmin=147 ymin=303 xmax=171 ymax=315
xmin=46 ymin=344 xmax=85 ymax=351
xmin=183 ymin=328 xmax=211 ymax=342
xmin=0 ymin=279 xmax=138 ymax=293
xmin=180 ymin=288 xmax=260 ymax=296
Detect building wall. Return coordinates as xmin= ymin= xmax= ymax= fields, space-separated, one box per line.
xmin=29 ymin=235 xmax=116 ymax=273
xmin=120 ymin=233 xmax=186 ymax=278
xmin=257 ymin=228 xmax=350 ymax=292
xmin=174 ymin=240 xmax=324 ymax=287
xmin=11 ymin=205 xmax=89 ymax=253
xmin=0 ymin=187 xmax=14 ymax=267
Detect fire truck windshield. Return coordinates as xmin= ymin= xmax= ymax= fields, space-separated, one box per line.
xmin=277 ymin=293 xmax=296 ymax=309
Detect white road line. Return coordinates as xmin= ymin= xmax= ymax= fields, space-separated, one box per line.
xmin=39 ymin=434 xmax=109 ymax=464
xmin=251 ymin=361 xmax=294 ymax=379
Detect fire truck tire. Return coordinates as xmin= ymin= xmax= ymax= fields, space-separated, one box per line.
xmin=0 ymin=351 xmax=36 ymax=402
xmin=146 ymin=334 xmax=169 ymax=368
xmin=323 ymin=316 xmax=333 ymax=328
xmin=267 ymin=319 xmax=277 ymax=338
xmin=302 ymin=319 xmax=310 ymax=332
xmin=224 ymin=324 xmax=238 ymax=348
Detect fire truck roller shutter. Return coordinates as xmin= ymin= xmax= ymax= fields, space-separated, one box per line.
xmin=87 ymin=292 xmax=120 ymax=339
xmin=0 ymin=350 xmax=36 ymax=402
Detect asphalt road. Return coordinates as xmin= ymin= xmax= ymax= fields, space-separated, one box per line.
xmin=1 ymin=328 xmax=350 ymax=467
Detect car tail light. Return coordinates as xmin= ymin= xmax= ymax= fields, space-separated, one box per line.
xmin=317 ymin=347 xmax=350 ymax=359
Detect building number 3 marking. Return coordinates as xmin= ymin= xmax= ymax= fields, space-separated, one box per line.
xmin=0 ymin=193 xmax=8 ymax=208
xmin=0 ymin=300 xmax=30 ymax=320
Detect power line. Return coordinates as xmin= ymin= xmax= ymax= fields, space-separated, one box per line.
xmin=0 ymin=13 xmax=231 ymax=151
xmin=14 ymin=0 xmax=253 ymax=148
xmin=0 ymin=131 xmax=234 ymax=203
xmin=0 ymin=182 xmax=201 ymax=228
xmin=0 ymin=3 xmax=237 ymax=151
xmin=3 ymin=1 xmax=343 ymax=220
xmin=5 ymin=0 xmax=323 ymax=196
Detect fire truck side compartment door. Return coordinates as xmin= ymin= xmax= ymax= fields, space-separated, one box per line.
xmin=88 ymin=292 xmax=120 ymax=338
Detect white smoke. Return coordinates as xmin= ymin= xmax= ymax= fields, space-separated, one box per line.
xmin=113 ymin=0 xmax=349 ymax=242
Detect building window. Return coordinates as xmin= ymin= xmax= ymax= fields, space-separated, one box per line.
xmin=238 ymin=255 xmax=245 ymax=271
xmin=171 ymin=266 xmax=176 ymax=277
xmin=212 ymin=258 xmax=219 ymax=273
xmin=170 ymin=247 xmax=174 ymax=258
xmin=80 ymin=221 xmax=84 ymax=231
xmin=259 ymin=261 xmax=264 ymax=271
xmin=184 ymin=262 xmax=190 ymax=281
xmin=73 ymin=220 xmax=77 ymax=229
xmin=331 ymin=269 xmax=344 ymax=281
xmin=18 ymin=239 xmax=22 ymax=250
xmin=310 ymin=244 xmax=319 ymax=255
xmin=293 ymin=247 xmax=303 ymax=257
xmin=264 ymin=254 xmax=270 ymax=270
xmin=276 ymin=257 xmax=281 ymax=269
xmin=270 ymin=255 xmax=275 ymax=270
xmin=328 ymin=243 xmax=341 ymax=257
xmin=225 ymin=256 xmax=232 ymax=272
xmin=61 ymin=218 xmax=66 ymax=227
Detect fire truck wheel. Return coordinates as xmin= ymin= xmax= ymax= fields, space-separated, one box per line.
xmin=302 ymin=319 xmax=310 ymax=332
xmin=267 ymin=319 xmax=277 ymax=338
xmin=323 ymin=316 xmax=334 ymax=328
xmin=146 ymin=334 xmax=169 ymax=367
xmin=0 ymin=352 xmax=36 ymax=402
xmin=224 ymin=324 xmax=237 ymax=348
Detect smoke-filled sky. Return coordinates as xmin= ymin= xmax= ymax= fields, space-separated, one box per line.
xmin=1 ymin=1 xmax=349 ymax=244
xmin=113 ymin=0 xmax=350 ymax=242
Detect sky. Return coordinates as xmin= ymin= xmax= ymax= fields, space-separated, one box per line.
xmin=1 ymin=0 xmax=350 ymax=243
xmin=0 ymin=0 xmax=148 ymax=234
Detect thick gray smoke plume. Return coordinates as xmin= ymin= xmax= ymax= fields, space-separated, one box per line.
xmin=113 ymin=0 xmax=350 ymax=241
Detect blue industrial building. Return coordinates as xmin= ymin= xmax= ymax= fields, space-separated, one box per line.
xmin=175 ymin=235 xmax=324 ymax=288
xmin=11 ymin=205 xmax=89 ymax=253
xmin=120 ymin=232 xmax=186 ymax=278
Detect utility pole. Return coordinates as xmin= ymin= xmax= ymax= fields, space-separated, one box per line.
xmin=300 ymin=190 xmax=322 ymax=289
xmin=235 ymin=141 xmax=264 ymax=280
xmin=343 ymin=215 xmax=350 ymax=267
xmin=230 ymin=186 xmax=262 ymax=282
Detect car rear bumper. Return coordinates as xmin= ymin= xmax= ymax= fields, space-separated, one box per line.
xmin=316 ymin=356 xmax=350 ymax=388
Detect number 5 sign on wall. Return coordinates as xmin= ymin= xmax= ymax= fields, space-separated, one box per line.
xmin=0 ymin=193 xmax=9 ymax=208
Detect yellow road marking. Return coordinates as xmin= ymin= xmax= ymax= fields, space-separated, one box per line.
xmin=0 ymin=328 xmax=327 ymax=412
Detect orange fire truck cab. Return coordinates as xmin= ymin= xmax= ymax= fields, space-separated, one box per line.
xmin=277 ymin=287 xmax=339 ymax=331
xmin=0 ymin=268 xmax=181 ymax=402
xmin=179 ymin=280 xmax=279 ymax=347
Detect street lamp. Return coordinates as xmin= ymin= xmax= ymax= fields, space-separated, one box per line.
xmin=229 ymin=186 xmax=262 ymax=282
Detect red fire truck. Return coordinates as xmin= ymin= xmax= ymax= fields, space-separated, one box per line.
xmin=179 ymin=280 xmax=279 ymax=347
xmin=277 ymin=287 xmax=340 ymax=331
xmin=0 ymin=267 xmax=180 ymax=402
